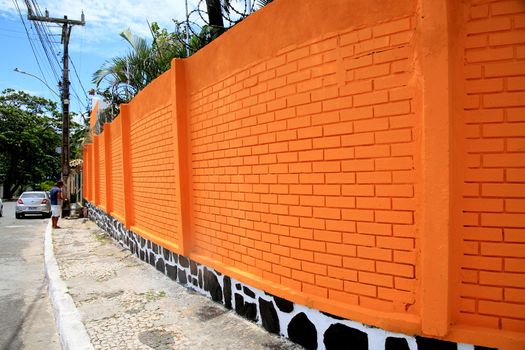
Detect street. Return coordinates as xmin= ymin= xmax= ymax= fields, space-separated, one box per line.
xmin=0 ymin=201 xmax=59 ymax=350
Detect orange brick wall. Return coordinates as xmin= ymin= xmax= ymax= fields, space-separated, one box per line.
xmin=189 ymin=16 xmax=418 ymax=314
xmin=458 ymin=0 xmax=525 ymax=333
xmin=110 ymin=116 xmax=125 ymax=219
xmin=129 ymin=103 xmax=179 ymax=243
xmin=82 ymin=0 xmax=525 ymax=348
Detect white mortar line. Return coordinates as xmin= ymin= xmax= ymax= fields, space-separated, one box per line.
xmin=44 ymin=220 xmax=94 ymax=350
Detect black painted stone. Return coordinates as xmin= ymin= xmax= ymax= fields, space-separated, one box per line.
xmin=148 ymin=252 xmax=156 ymax=266
xmin=152 ymin=243 xmax=158 ymax=254
xmin=273 ymin=295 xmax=294 ymax=313
xmin=416 ymin=336 xmax=457 ymax=350
xmin=190 ymin=260 xmax=198 ymax=276
xmin=198 ymin=270 xmax=203 ymax=289
xmin=147 ymin=241 xmax=152 ymax=249
xmin=243 ymin=286 xmax=256 ymax=298
xmin=140 ymin=250 xmax=145 ymax=261
xmin=258 ymin=298 xmax=279 ymax=334
xmin=179 ymin=255 xmax=189 ymax=268
xmin=224 ymin=276 xmax=232 ymax=310
xmin=177 ymin=268 xmax=187 ymax=285
xmin=234 ymin=294 xmax=257 ymax=321
xmin=236 ymin=283 xmax=241 ymax=290
xmin=140 ymin=237 xmax=146 ymax=248
xmin=288 ymin=313 xmax=317 ymax=350
xmin=474 ymin=347 xmax=498 ymax=350
xmin=192 ymin=278 xmax=198 ymax=286
xmin=324 ymin=323 xmax=368 ymax=350
xmin=163 ymin=247 xmax=171 ymax=261
xmin=155 ymin=258 xmax=165 ymax=274
xmin=166 ymin=265 xmax=177 ymax=281
xmin=203 ymin=268 xmax=223 ymax=303
xmin=385 ymin=337 xmax=410 ymax=350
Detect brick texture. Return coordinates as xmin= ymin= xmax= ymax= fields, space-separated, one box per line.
xmin=189 ymin=16 xmax=417 ymax=313
xmin=129 ymin=103 xmax=179 ymax=244
xmin=460 ymin=0 xmax=525 ymax=332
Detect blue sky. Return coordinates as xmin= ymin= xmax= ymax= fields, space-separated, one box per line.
xmin=0 ymin=0 xmax=199 ymax=121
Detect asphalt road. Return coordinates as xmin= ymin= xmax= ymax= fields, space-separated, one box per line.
xmin=0 ymin=201 xmax=59 ymax=350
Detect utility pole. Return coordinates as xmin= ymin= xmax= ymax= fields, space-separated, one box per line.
xmin=26 ymin=7 xmax=85 ymax=206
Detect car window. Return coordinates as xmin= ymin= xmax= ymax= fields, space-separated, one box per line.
xmin=21 ymin=192 xmax=46 ymax=198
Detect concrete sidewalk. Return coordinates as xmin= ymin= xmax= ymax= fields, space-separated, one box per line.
xmin=49 ymin=218 xmax=301 ymax=350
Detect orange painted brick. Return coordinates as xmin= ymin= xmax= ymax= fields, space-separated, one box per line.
xmin=354 ymin=118 xmax=389 ymax=133
xmin=340 ymin=106 xmax=374 ymax=121
xmin=314 ymin=184 xmax=341 ymax=196
xmin=358 ymin=271 xmax=394 ymax=288
xmin=481 ymin=241 xmax=525 ymax=257
xmin=461 ymin=254 xmax=503 ymax=271
xmin=505 ymin=288 xmax=525 ymax=303
xmin=393 ymin=250 xmax=416 ymax=265
xmin=302 ymin=283 xmax=328 ymax=298
xmin=373 ymin=17 xmax=410 ymax=37
xmin=300 ymin=217 xmax=325 ymax=230
xmin=357 ymin=222 xmax=392 ymax=235
xmin=505 ymin=257 xmax=525 ymax=273
xmin=489 ymin=30 xmax=525 ymax=46
xmin=491 ymin=0 xmax=525 ymax=15
xmin=355 ymin=63 xmax=390 ymax=80
xmin=482 ymin=184 xmax=525 ymax=197
xmin=313 ymin=161 xmax=341 ymax=173
xmin=480 ymin=271 xmax=525 ymax=287
xmin=340 ymin=80 xmax=373 ymax=96
xmin=314 ymin=252 xmax=343 ymax=266
xmin=313 ymin=136 xmax=341 ymax=149
xmin=342 ymin=208 xmax=374 ymax=222
xmin=357 ymin=197 xmax=391 ymax=209
xmin=292 ymin=269 xmax=315 ymax=284
xmin=322 ymin=97 xmax=353 ymax=112
xmin=302 ymin=260 xmax=327 ymax=275
xmin=357 ymin=246 xmax=392 ymax=261
xmin=341 ymin=133 xmax=375 ymax=147
xmin=483 ymin=122 xmax=525 ymax=137
xmin=462 ymin=198 xmax=503 ymax=212
xmin=508 ymin=169 xmax=525 ymax=182
xmin=323 ymin=121 xmax=353 ymax=136
xmin=316 ymin=275 xmax=344 ymax=290
xmin=290 ymin=184 xmax=312 ymax=195
xmin=479 ymin=300 xmax=525 ymax=319
xmin=342 ymin=256 xmax=375 ymax=272
xmin=342 ymin=184 xmax=374 ymax=196
xmin=467 ymin=17 xmax=511 ymax=34
xmin=326 ymin=266 xmax=357 ymax=283
xmin=465 ymin=47 xmax=513 ymax=63
xmin=377 ymin=236 xmax=413 ymax=250
xmin=325 ymin=172 xmax=356 ymax=184
xmin=344 ymin=280 xmax=377 ymax=297
xmin=326 ymin=219 xmax=356 ymax=232
xmin=355 ymin=144 xmax=390 ymax=158
xmin=506 ymin=199 xmax=525 ymax=213
xmin=298 ymin=126 xmax=323 ymax=139
xmin=356 ymin=171 xmax=392 ymax=184
xmin=376 ymin=261 xmax=413 ymax=278
xmin=289 ymin=162 xmax=312 ymax=173
xmin=313 ymin=229 xmax=343 ymax=243
xmin=313 ymin=207 xmax=341 ymax=220
xmin=456 ymin=313 xmax=499 ymax=329
xmin=463 ymin=227 xmax=503 ymax=241
xmin=376 ymin=184 xmax=413 ymax=197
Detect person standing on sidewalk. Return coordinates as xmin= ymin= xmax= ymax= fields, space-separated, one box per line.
xmin=50 ymin=181 xmax=64 ymax=229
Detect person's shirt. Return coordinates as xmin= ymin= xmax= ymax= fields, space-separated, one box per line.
xmin=50 ymin=186 xmax=61 ymax=205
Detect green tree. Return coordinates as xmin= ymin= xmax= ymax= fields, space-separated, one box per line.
xmin=0 ymin=89 xmax=62 ymax=198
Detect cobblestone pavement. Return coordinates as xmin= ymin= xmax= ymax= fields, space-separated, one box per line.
xmin=53 ymin=218 xmax=302 ymax=350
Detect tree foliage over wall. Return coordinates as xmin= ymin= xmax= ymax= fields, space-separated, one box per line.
xmin=92 ymin=0 xmax=275 ymax=123
xmin=0 ymin=88 xmax=83 ymax=198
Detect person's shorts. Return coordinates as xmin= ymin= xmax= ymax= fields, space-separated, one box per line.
xmin=51 ymin=205 xmax=61 ymax=217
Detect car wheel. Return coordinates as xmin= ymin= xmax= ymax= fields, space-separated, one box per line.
xmin=16 ymin=213 xmax=21 ymax=219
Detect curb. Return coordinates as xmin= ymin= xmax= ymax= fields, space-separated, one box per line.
xmin=44 ymin=220 xmax=94 ymax=350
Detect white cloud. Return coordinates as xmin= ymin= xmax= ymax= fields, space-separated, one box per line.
xmin=0 ymin=0 xmax=203 ymax=58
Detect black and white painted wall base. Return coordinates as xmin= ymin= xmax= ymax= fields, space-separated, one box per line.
xmin=87 ymin=203 xmax=497 ymax=350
